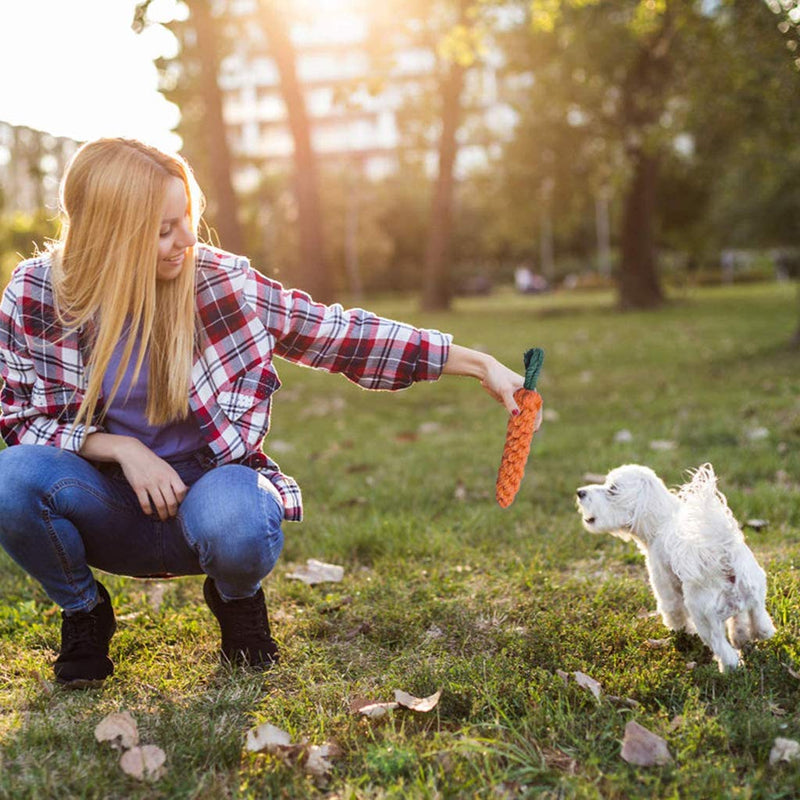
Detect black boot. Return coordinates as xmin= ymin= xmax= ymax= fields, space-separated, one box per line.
xmin=203 ymin=577 xmax=279 ymax=670
xmin=53 ymin=581 xmax=116 ymax=688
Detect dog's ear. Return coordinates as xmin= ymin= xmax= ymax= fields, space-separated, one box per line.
xmin=627 ymin=469 xmax=673 ymax=532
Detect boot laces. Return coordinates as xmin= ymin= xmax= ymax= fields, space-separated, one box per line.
xmin=228 ymin=594 xmax=271 ymax=645
xmin=61 ymin=612 xmax=101 ymax=655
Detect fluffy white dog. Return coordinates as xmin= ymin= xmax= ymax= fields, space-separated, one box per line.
xmin=575 ymin=463 xmax=775 ymax=672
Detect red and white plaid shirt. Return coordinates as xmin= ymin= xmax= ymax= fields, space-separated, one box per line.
xmin=0 ymin=245 xmax=451 ymax=521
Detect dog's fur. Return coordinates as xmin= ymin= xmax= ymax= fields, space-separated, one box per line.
xmin=575 ymin=463 xmax=775 ymax=672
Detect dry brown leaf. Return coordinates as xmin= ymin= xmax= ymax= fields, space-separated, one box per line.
xmin=394 ymin=689 xmax=442 ymax=712
xmin=357 ymin=701 xmax=399 ymax=718
xmin=769 ymin=737 xmax=800 ymax=765
xmin=784 ymin=663 xmax=800 ymax=680
xmin=620 ymin=721 xmax=672 ymax=766
xmin=645 ymin=638 xmax=671 ymax=649
xmin=649 ymin=440 xmax=677 ymax=451
xmin=582 ymin=472 xmax=606 ymax=485
xmin=286 ymin=559 xmax=344 ymax=585
xmin=305 ymin=743 xmax=341 ymax=777
xmin=144 ymin=581 xmax=167 ymax=612
xmin=119 ymin=745 xmax=166 ymax=781
xmin=607 ymin=695 xmax=641 ymax=709
xmin=246 ymin=722 xmax=292 ymax=753
xmin=573 ymin=671 xmax=602 ymax=700
xmin=94 ymin=711 xmax=139 ymax=750
xmin=540 ymin=746 xmax=577 ymax=775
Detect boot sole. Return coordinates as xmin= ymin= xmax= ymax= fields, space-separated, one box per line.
xmin=55 ymin=676 xmax=108 ymax=690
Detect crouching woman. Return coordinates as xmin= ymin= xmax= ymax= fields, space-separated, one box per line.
xmin=0 ymin=138 xmax=526 ymax=687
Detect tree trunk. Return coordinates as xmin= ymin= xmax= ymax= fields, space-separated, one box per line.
xmin=188 ymin=0 xmax=245 ymax=254
xmin=258 ymin=1 xmax=332 ymax=303
xmin=421 ymin=60 xmax=465 ymax=312
xmin=619 ymin=149 xmax=663 ymax=310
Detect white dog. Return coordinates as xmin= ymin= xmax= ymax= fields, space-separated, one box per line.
xmin=575 ymin=463 xmax=775 ymax=672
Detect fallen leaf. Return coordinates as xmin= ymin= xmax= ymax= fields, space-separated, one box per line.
xmin=144 ymin=581 xmax=167 ymax=612
xmin=770 ymin=738 xmax=800 ymax=765
xmin=573 ymin=671 xmax=602 ymax=699
xmin=394 ymin=689 xmax=442 ymax=712
xmin=645 ymin=638 xmax=671 ymax=649
xmin=746 ymin=426 xmax=769 ymax=441
xmin=95 ymin=711 xmax=139 ymax=750
xmin=607 ymin=695 xmax=641 ymax=708
xmin=621 ymin=721 xmax=672 ymax=766
xmin=540 ymin=746 xmax=577 ymax=775
xmin=614 ymin=429 xmax=634 ymax=443
xmin=287 ymin=559 xmax=344 ymax=585
xmin=343 ymin=620 xmax=372 ymax=640
xmin=556 ymin=669 xmax=570 ymax=684
xmin=305 ymin=742 xmax=341 ymax=777
xmin=783 ymin=663 xmax=800 ymax=680
xmin=119 ymin=744 xmax=166 ymax=781
xmin=649 ymin=440 xmax=676 ymax=451
xmin=268 ymin=439 xmax=294 ymax=454
xmin=246 ymin=722 xmax=292 ymax=753
xmin=424 ymin=624 xmax=444 ymax=640
xmin=543 ymin=408 xmax=560 ymax=422
xmin=357 ymin=701 xmax=400 ymax=718
xmin=582 ymin=472 xmax=606 ymax=485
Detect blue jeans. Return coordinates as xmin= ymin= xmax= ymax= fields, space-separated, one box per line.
xmin=0 ymin=445 xmax=285 ymax=613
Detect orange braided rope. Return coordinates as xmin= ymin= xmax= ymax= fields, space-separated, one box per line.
xmin=495 ymin=348 xmax=544 ymax=508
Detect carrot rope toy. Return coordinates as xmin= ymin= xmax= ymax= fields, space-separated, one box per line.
xmin=495 ymin=347 xmax=544 ymax=508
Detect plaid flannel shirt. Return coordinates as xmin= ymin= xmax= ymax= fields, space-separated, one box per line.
xmin=0 ymin=244 xmax=452 ymax=521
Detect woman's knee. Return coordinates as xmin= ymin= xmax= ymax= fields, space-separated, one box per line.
xmin=180 ymin=465 xmax=285 ymax=576
xmin=0 ymin=445 xmax=63 ymax=502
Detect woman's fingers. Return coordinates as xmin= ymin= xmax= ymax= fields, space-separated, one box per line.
xmin=130 ymin=472 xmax=187 ymax=519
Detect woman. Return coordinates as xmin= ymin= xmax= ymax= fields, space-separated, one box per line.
xmin=0 ymin=138 xmax=528 ymax=688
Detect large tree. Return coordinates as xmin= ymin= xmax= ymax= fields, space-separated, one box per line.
xmin=255 ymin=1 xmax=332 ymax=302
xmin=135 ymin=0 xmax=245 ymax=253
xmin=505 ymin=0 xmax=713 ymax=309
xmin=364 ymin=0 xmax=494 ymax=310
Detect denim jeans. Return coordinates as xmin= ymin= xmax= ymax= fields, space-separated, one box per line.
xmin=0 ymin=444 xmax=285 ymax=613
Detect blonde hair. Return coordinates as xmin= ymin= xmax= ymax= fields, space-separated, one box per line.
xmin=52 ymin=138 xmax=203 ymax=433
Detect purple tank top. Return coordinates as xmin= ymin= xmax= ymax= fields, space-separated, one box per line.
xmin=100 ymin=330 xmax=205 ymax=459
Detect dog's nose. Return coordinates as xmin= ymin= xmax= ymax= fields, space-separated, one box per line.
xmin=576 ymin=489 xmax=586 ymax=500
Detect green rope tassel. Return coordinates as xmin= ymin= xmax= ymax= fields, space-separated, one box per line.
xmin=522 ymin=347 xmax=544 ymax=391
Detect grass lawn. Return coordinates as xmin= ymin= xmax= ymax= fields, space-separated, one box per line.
xmin=1 ymin=281 xmax=799 ymax=799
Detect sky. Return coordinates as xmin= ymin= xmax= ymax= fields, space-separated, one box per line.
xmin=0 ymin=0 xmax=183 ymax=151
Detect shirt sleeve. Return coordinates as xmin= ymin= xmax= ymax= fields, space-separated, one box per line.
xmin=243 ymin=265 xmax=452 ymax=390
xmin=0 ymin=278 xmax=97 ymax=451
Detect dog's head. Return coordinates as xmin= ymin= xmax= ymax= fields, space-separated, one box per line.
xmin=576 ymin=464 xmax=675 ymax=539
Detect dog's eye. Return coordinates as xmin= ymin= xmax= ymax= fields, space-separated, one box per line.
xmin=607 ymin=484 xmax=619 ymax=496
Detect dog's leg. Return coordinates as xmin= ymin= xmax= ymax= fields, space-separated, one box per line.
xmin=684 ymin=588 xmax=741 ymax=672
xmin=726 ymin=612 xmax=751 ymax=649
xmin=750 ymin=606 xmax=776 ymax=641
xmin=645 ymin=557 xmax=690 ymax=631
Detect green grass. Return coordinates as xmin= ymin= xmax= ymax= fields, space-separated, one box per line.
xmin=1 ymin=282 xmax=799 ymax=799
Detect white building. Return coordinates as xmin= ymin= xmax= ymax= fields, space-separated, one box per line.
xmin=0 ymin=121 xmax=80 ymax=214
xmin=204 ymin=1 xmax=515 ymax=190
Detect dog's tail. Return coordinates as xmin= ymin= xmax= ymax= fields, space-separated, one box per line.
xmin=673 ymin=464 xmax=744 ymax=581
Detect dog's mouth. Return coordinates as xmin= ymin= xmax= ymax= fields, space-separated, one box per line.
xmin=582 ymin=515 xmax=596 ymax=525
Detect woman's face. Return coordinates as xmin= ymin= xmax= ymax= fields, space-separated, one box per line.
xmin=156 ymin=177 xmax=197 ymax=281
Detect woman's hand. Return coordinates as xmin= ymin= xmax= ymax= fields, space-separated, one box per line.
xmin=442 ymin=344 xmax=542 ymax=428
xmin=80 ymin=433 xmax=188 ymax=520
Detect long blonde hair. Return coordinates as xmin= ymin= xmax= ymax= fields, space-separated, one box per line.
xmin=52 ymin=138 xmax=203 ymax=432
